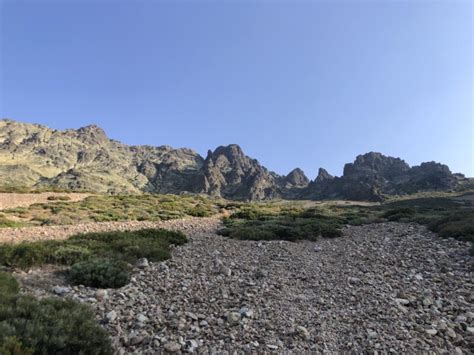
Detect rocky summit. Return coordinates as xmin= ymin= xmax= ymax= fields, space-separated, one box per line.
xmin=0 ymin=119 xmax=461 ymax=201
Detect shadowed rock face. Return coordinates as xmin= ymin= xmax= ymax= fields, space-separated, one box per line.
xmin=0 ymin=119 xmax=459 ymax=201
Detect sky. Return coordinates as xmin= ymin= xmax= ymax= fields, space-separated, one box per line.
xmin=0 ymin=0 xmax=473 ymax=178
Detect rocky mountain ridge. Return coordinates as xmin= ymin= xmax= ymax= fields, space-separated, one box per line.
xmin=0 ymin=119 xmax=461 ymax=201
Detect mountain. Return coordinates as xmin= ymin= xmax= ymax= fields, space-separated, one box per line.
xmin=307 ymin=152 xmax=459 ymax=201
xmin=0 ymin=119 xmax=460 ymax=201
xmin=0 ymin=119 xmax=204 ymax=194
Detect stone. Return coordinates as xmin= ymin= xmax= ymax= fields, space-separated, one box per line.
xmin=422 ymin=297 xmax=433 ymax=307
xmin=163 ymin=341 xmax=181 ymax=353
xmin=396 ymin=298 xmax=410 ymax=306
xmin=425 ymin=329 xmax=437 ymax=336
xmin=95 ymin=289 xmax=108 ymax=301
xmin=183 ymin=339 xmax=199 ymax=353
xmin=446 ymin=328 xmax=456 ymax=339
xmin=227 ymin=312 xmax=241 ymax=326
xmin=52 ymin=286 xmax=69 ymax=295
xmin=106 ymin=310 xmax=117 ymax=322
xmin=239 ymin=307 xmax=254 ymax=318
xmin=158 ymin=262 xmax=170 ymax=272
xmin=136 ymin=258 xmax=149 ymax=268
xmin=129 ymin=334 xmax=144 ymax=346
xmin=348 ymin=277 xmax=361 ymax=284
xmin=367 ymin=329 xmax=377 ymax=339
xmin=137 ymin=313 xmax=149 ymax=324
xmin=296 ymin=326 xmax=311 ymax=341
xmin=220 ymin=267 xmax=232 ymax=277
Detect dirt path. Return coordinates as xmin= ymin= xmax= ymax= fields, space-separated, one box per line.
xmin=15 ymin=219 xmax=473 ymax=353
xmin=0 ymin=192 xmax=91 ymax=210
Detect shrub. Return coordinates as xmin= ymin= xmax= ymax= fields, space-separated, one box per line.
xmin=0 ymin=228 xmax=187 ymax=270
xmin=51 ymin=245 xmax=92 ymax=265
xmin=428 ymin=211 xmax=474 ymax=242
xmin=0 ymin=291 xmax=112 ymax=354
xmin=0 ymin=241 xmax=58 ymax=269
xmin=0 ymin=337 xmax=34 ymax=355
xmin=46 ymin=195 xmax=71 ymax=201
xmin=382 ymin=208 xmax=416 ymax=221
xmin=69 ymin=258 xmax=130 ymax=288
xmin=220 ymin=215 xmax=343 ymax=242
xmin=0 ymin=272 xmax=19 ymax=297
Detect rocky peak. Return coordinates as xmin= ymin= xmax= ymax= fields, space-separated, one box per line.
xmin=75 ymin=124 xmax=108 ymax=144
xmin=285 ymin=168 xmax=309 ymax=187
xmin=196 ymin=144 xmax=279 ymax=200
xmin=343 ymin=152 xmax=410 ymax=178
xmin=211 ymin=144 xmax=245 ymax=160
xmin=315 ymin=168 xmax=334 ymax=183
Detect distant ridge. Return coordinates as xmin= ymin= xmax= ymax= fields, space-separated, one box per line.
xmin=0 ymin=119 xmax=463 ymax=201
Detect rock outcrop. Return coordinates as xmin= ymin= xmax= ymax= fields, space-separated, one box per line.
xmin=308 ymin=152 xmax=458 ymax=201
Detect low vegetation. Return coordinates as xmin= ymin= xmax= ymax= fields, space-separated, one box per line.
xmin=377 ymin=195 xmax=474 ymax=243
xmin=1 ymin=193 xmax=218 ymax=227
xmin=219 ymin=203 xmax=344 ymax=241
xmin=0 ymin=228 xmax=187 ymax=288
xmin=218 ymin=193 xmax=474 ymax=248
xmin=0 ymin=215 xmax=24 ymax=228
xmin=0 ymin=271 xmax=113 ymax=354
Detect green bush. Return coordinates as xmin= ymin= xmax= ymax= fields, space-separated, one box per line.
xmin=0 ymin=293 xmax=112 ymax=354
xmin=0 ymin=228 xmax=187 ymax=270
xmin=0 ymin=272 xmax=19 ymax=297
xmin=69 ymin=258 xmax=131 ymax=288
xmin=51 ymin=245 xmax=92 ymax=265
xmin=382 ymin=208 xmax=416 ymax=221
xmin=0 ymin=241 xmax=57 ymax=269
xmin=428 ymin=211 xmax=474 ymax=242
xmin=47 ymin=195 xmax=71 ymax=201
xmin=0 ymin=336 xmax=34 ymax=355
xmin=220 ymin=215 xmax=343 ymax=242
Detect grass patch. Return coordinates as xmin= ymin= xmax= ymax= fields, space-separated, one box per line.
xmin=0 ymin=271 xmax=112 ymax=354
xmin=1 ymin=194 xmax=219 ymax=227
xmin=0 ymin=228 xmax=187 ymax=288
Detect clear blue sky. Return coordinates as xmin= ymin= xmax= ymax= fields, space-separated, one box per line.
xmin=1 ymin=0 xmax=473 ymax=178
